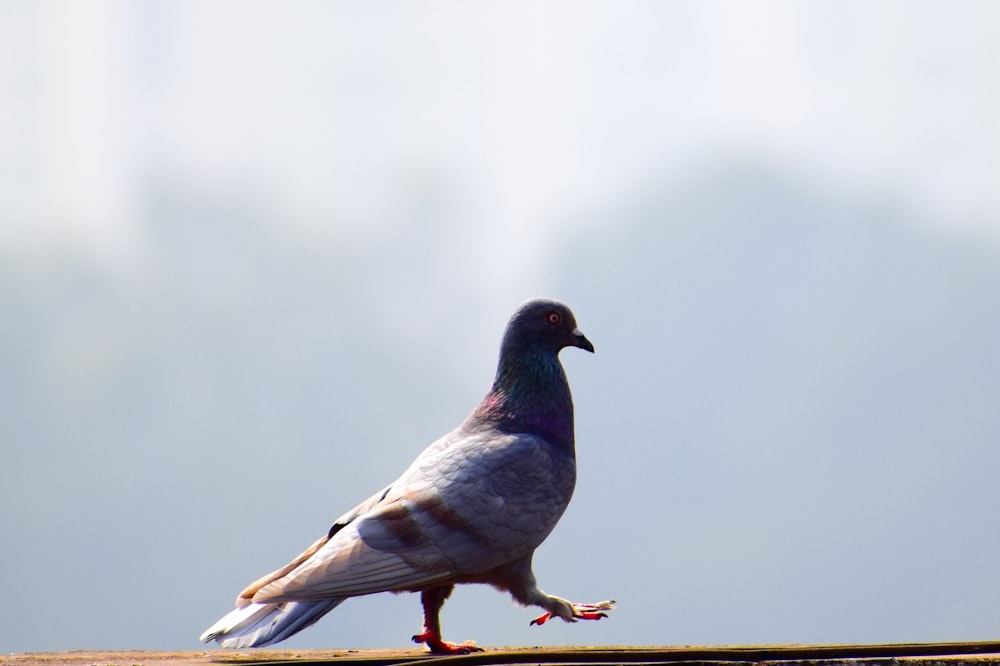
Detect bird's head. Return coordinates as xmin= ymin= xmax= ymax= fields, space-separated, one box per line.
xmin=501 ymin=298 xmax=594 ymax=356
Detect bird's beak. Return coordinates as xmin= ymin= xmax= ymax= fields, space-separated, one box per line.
xmin=572 ymin=328 xmax=595 ymax=353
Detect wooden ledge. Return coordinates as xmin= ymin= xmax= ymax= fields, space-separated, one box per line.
xmin=7 ymin=643 xmax=1000 ymax=666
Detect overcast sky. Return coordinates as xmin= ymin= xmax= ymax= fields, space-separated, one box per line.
xmin=2 ymin=0 xmax=1000 ymax=655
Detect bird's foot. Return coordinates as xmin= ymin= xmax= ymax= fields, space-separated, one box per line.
xmin=411 ymin=630 xmax=484 ymax=654
xmin=530 ymin=599 xmax=616 ymax=626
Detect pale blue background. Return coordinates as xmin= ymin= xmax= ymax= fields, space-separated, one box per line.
xmin=2 ymin=0 xmax=1000 ymax=654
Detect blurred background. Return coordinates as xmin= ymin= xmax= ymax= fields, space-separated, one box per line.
xmin=3 ymin=0 xmax=1000 ymax=654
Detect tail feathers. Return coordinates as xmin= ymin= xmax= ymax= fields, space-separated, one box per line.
xmin=200 ymin=598 xmax=345 ymax=648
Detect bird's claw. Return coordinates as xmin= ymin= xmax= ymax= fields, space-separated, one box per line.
xmin=411 ymin=631 xmax=484 ymax=654
xmin=530 ymin=599 xmax=616 ymax=626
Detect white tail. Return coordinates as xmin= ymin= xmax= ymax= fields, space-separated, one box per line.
xmin=200 ymin=599 xmax=345 ymax=648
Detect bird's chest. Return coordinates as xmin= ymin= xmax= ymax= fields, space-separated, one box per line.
xmin=433 ymin=442 xmax=576 ymax=547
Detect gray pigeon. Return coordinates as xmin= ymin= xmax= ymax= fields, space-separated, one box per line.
xmin=199 ymin=298 xmax=613 ymax=653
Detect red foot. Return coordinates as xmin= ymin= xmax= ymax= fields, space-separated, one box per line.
xmin=530 ymin=609 xmax=607 ymax=625
xmin=411 ymin=630 xmax=484 ymax=654
xmin=530 ymin=601 xmax=615 ymax=626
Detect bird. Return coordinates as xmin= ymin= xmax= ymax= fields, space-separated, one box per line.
xmin=199 ymin=297 xmax=614 ymax=653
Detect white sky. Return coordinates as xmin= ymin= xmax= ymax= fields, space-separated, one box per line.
xmin=2 ymin=1 xmax=998 ymax=267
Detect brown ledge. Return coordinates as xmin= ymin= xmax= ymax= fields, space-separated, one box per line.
xmin=7 ymin=643 xmax=1000 ymax=666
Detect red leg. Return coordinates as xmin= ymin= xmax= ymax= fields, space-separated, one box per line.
xmin=411 ymin=586 xmax=484 ymax=654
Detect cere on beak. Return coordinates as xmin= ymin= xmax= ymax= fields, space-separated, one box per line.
xmin=572 ymin=328 xmax=595 ymax=353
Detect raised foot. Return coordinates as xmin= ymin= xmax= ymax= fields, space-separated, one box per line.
xmin=530 ymin=599 xmax=617 ymax=627
xmin=411 ymin=630 xmax=484 ymax=654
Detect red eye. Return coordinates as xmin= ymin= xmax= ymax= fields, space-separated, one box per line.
xmin=547 ymin=311 xmax=562 ymax=325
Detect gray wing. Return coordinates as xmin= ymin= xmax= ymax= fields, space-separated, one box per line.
xmin=252 ymin=429 xmax=576 ymax=604
xmin=234 ymin=482 xmax=394 ymax=605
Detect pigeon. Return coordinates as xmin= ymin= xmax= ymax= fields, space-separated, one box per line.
xmin=199 ymin=298 xmax=614 ymax=653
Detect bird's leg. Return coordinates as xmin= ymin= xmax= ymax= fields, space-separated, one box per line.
xmin=529 ymin=598 xmax=616 ymax=626
xmin=496 ymin=557 xmax=616 ymax=628
xmin=411 ymin=585 xmax=484 ymax=654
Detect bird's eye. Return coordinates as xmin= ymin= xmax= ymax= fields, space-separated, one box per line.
xmin=547 ymin=311 xmax=562 ymax=325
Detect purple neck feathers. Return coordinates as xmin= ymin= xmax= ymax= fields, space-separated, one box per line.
xmin=468 ymin=345 xmax=576 ymax=453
